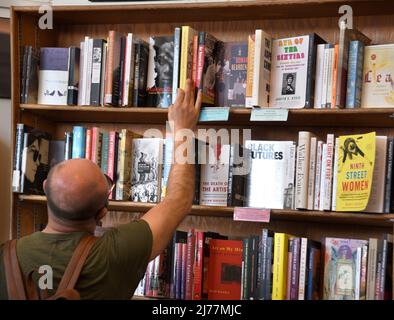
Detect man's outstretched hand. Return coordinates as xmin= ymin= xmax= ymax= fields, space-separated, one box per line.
xmin=168 ymin=79 xmax=202 ymax=133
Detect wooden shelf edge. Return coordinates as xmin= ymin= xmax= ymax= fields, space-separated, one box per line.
xmin=18 ymin=195 xmax=394 ymax=227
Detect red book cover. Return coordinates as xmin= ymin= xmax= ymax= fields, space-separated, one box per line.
xmin=192 ymin=34 xmax=199 ymax=88
xmin=207 ymin=239 xmax=243 ymax=300
xmin=85 ymin=128 xmax=92 ymax=160
xmin=193 ymin=231 xmax=204 ymax=300
xmin=185 ymin=228 xmax=196 ymax=300
xmin=196 ymin=36 xmax=205 ymax=90
xmin=107 ymin=131 xmax=116 ymax=199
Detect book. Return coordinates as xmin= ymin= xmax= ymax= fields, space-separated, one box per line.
xmin=71 ymin=126 xmax=86 ymax=159
xmin=245 ymin=34 xmax=256 ymax=108
xmin=322 ymin=134 xmax=335 ymax=210
xmin=38 ymin=47 xmax=69 ymax=105
xmin=91 ymin=127 xmax=102 ymax=166
xmin=361 ymin=44 xmax=394 ymax=108
xmin=384 ymin=137 xmax=393 ymax=213
xmin=323 ymin=237 xmax=368 ymax=300
xmin=272 ymin=233 xmax=289 ymax=300
xmin=180 ymin=26 xmax=198 ymax=90
xmin=227 ymin=144 xmax=248 ymax=207
xmin=85 ymin=128 xmax=92 ymax=160
xmin=100 ymin=132 xmax=109 ymax=174
xmin=306 ymin=242 xmax=322 ymax=300
xmin=90 ymin=39 xmax=106 ymax=106
xmin=23 ymin=46 xmax=39 ymax=104
xmin=12 ymin=123 xmax=32 ymax=193
xmin=335 ymin=25 xmax=371 ymax=108
xmin=313 ymin=44 xmax=325 ymax=108
xmin=131 ymin=138 xmax=163 ymax=203
xmin=307 ymin=137 xmax=317 ymax=210
xmin=245 ymin=140 xmax=296 ymax=209
xmin=199 ymin=144 xmax=230 ymax=206
xmin=104 ymin=30 xmax=121 ymax=105
xmin=345 ymin=40 xmax=365 ymax=108
xmin=133 ymin=40 xmax=149 ymax=107
xmin=215 ymin=42 xmax=248 ymax=108
xmin=172 ymin=27 xmax=181 ymax=104
xmin=48 ymin=140 xmax=65 ymax=168
xmin=295 ymin=131 xmax=312 ymax=209
xmin=207 ymin=239 xmax=243 ymax=300
xmin=313 ymin=140 xmax=323 ymax=210
xmin=146 ymin=36 xmax=174 ymax=108
xmin=331 ymin=137 xmax=340 ymax=211
xmin=64 ymin=131 xmax=72 ymax=161
xmin=122 ymin=33 xmax=135 ymax=107
xmin=270 ymin=33 xmax=325 ymax=108
xmin=67 ymin=46 xmax=80 ymax=105
xmin=20 ymin=129 xmax=51 ymax=194
xmin=251 ymin=29 xmax=272 ymax=107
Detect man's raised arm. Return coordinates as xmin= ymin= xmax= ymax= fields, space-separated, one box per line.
xmin=142 ymin=79 xmax=201 ymax=261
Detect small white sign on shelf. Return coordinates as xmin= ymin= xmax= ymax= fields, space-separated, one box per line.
xmin=250 ymin=108 xmax=289 ymax=122
xmin=199 ymin=107 xmax=230 ymax=122
xmin=233 ymin=207 xmax=271 ymax=223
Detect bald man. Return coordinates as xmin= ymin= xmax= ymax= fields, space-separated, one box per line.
xmin=0 ymin=79 xmax=201 ymax=299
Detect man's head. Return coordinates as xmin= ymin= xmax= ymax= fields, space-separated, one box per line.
xmin=43 ymin=159 xmax=110 ymax=226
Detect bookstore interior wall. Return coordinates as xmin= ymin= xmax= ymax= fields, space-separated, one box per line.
xmin=10 ymin=1 xmax=394 ymax=300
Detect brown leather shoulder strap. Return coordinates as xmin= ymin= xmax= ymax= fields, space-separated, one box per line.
xmin=3 ymin=240 xmax=27 ymax=300
xmin=56 ymin=235 xmax=97 ymax=294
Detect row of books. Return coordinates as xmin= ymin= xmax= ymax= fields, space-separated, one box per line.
xmin=20 ymin=25 xmax=394 ymax=109
xmin=12 ymin=124 xmax=393 ymax=214
xmin=133 ymin=228 xmax=393 ymax=300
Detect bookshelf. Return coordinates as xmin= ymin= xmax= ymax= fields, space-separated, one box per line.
xmin=10 ymin=0 xmax=394 ymax=299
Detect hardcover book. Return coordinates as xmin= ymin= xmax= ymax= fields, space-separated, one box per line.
xmin=38 ymin=47 xmax=69 ymax=105
xmin=245 ymin=140 xmax=296 ymax=209
xmin=131 ymin=138 xmax=163 ymax=203
xmin=361 ymin=44 xmax=394 ymax=108
xmin=146 ymin=36 xmax=174 ymax=108
xmin=269 ymin=34 xmax=325 ymax=108
xmin=133 ymin=40 xmax=149 ymax=107
xmin=345 ymin=41 xmax=365 ymax=108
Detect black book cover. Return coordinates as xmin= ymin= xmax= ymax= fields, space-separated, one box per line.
xmin=133 ymin=41 xmax=149 ymax=107
xmin=49 ymin=140 xmax=66 ymax=168
xmin=111 ymin=36 xmax=125 ymax=106
xmin=20 ymin=46 xmax=29 ymax=103
xmin=90 ymin=40 xmax=105 ymax=106
xmin=24 ymin=46 xmax=39 ymax=104
xmin=384 ymin=137 xmax=393 ymax=213
xmin=67 ymin=46 xmax=80 ymax=105
xmin=64 ymin=131 xmax=73 ymax=161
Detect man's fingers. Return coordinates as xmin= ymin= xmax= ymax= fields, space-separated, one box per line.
xmin=194 ymin=90 xmax=202 ymax=114
xmin=184 ymin=79 xmax=193 ymax=106
xmin=175 ymin=88 xmax=185 ymax=106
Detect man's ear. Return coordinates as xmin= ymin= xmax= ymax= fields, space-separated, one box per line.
xmin=43 ymin=179 xmax=47 ymax=194
xmin=95 ymin=207 xmax=108 ymax=222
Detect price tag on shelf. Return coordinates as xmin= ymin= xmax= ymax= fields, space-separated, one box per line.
xmin=199 ymin=107 xmax=230 ymax=122
xmin=233 ymin=207 xmax=271 ymax=223
xmin=250 ymin=108 xmax=289 ymax=121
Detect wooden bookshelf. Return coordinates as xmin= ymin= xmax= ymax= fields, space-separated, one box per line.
xmin=10 ymin=0 xmax=394 ymax=299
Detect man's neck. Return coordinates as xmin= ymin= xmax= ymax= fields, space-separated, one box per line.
xmin=42 ymin=223 xmax=94 ymax=234
xmin=43 ymin=213 xmax=95 ymax=234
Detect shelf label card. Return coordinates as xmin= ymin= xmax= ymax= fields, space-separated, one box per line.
xmin=199 ymin=107 xmax=230 ymax=122
xmin=233 ymin=207 xmax=271 ymax=223
xmin=250 ymin=108 xmax=289 ymax=121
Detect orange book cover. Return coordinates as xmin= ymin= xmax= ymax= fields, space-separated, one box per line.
xmin=207 ymin=239 xmax=243 ymax=300
xmin=331 ymin=44 xmax=339 ymax=108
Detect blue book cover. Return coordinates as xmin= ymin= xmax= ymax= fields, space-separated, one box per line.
xmin=71 ymin=126 xmax=86 ymax=159
xmin=345 ymin=41 xmax=365 ymax=108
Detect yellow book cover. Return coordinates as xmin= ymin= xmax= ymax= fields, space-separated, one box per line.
xmin=335 ymin=132 xmax=376 ymax=211
xmin=245 ymin=34 xmax=255 ymax=108
xmin=272 ymin=232 xmax=289 ymax=300
xmin=180 ymin=26 xmax=197 ymax=90
xmin=361 ymin=44 xmax=394 ymax=108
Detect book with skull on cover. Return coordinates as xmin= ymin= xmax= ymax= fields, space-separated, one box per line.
xmin=130 ymin=138 xmax=164 ymax=203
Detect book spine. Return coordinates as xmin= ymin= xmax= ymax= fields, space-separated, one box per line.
xmin=192 ymin=231 xmax=204 ymax=300
xmin=181 ymin=243 xmax=187 ymax=300
xmin=91 ymin=127 xmax=102 ymax=165
xmin=314 ymin=141 xmax=323 ymax=210
xmin=286 ymin=238 xmax=293 ymax=300
xmin=64 ymin=132 xmax=73 ymax=161
xmin=185 ymin=229 xmax=195 ymax=300
xmin=272 ymin=233 xmax=288 ymax=300
xmin=90 ymin=39 xmax=104 ymax=106
xmin=323 ymin=134 xmax=334 ymax=210
xmin=384 ymin=138 xmax=393 ymax=213
xmin=134 ymin=42 xmax=149 ymax=107
xmin=77 ymin=41 xmax=85 ymax=106
xmin=378 ymin=239 xmax=388 ymax=300
xmin=307 ymin=137 xmax=317 ymax=210
xmin=71 ymin=126 xmax=86 ymax=159
xmin=196 ymin=32 xmax=205 ymax=90
xmin=249 ymin=236 xmax=258 ymax=299
xmin=245 ymin=34 xmax=255 ymax=108
xmin=112 ymin=36 xmax=125 ymax=106
xmin=331 ymin=137 xmax=339 ymax=211
xmin=256 ymin=236 xmax=263 ymax=300
xmin=360 ymin=244 xmax=368 ymax=300
xmin=321 ymin=45 xmax=330 ymax=108
xmin=133 ymin=43 xmax=141 ymax=107
xmin=104 ymin=31 xmax=115 ymax=105
xmin=170 ymin=237 xmax=177 ymax=299
xmin=67 ymin=47 xmax=80 ymax=105
xmin=366 ymin=238 xmax=377 ymax=300
xmin=122 ymin=33 xmax=133 ymax=107
xmin=100 ymin=42 xmax=107 ymax=106
xmin=115 ymin=130 xmax=126 ymax=200
xmin=331 ymin=44 xmax=339 ymax=108
xmin=172 ymin=27 xmax=181 ymax=104
xmin=107 ymin=131 xmax=116 ymax=183
xmin=325 ymin=47 xmax=334 ymax=108
xmin=290 ymin=238 xmax=300 ymax=300
xmin=305 ymin=34 xmax=317 ymax=108
xmin=295 ymin=131 xmax=311 ymax=209
xmin=313 ymin=44 xmax=325 ymax=108
xmin=265 ymin=237 xmax=273 ymax=300
xmin=345 ymin=41 xmax=364 ymax=108
xmin=12 ymin=124 xmax=25 ymax=192
xmin=85 ymin=38 xmax=93 ymax=105
xmin=318 ymin=144 xmax=327 ymax=211
xmin=306 ymin=248 xmax=314 ymax=300
xmin=251 ymin=29 xmax=262 ymax=107
xmin=298 ymin=238 xmax=307 ymax=300
xmin=241 ymin=237 xmax=249 ymax=299
xmin=81 ymin=38 xmax=90 ymax=105
xmin=191 ymin=34 xmax=199 ymax=88
xmin=260 ymin=229 xmax=268 ymax=300
xmin=175 ymin=242 xmax=183 ymax=299
xmin=20 ymin=46 xmax=28 ymax=103
xmin=180 ymin=26 xmax=190 ymax=90
xmin=355 ymin=247 xmax=362 ymax=300
xmin=100 ymin=132 xmax=109 ymax=174
xmin=85 ymin=128 xmax=92 ymax=160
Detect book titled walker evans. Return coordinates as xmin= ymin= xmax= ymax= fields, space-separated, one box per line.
xmin=361 ymin=44 xmax=394 ymax=108
xmin=38 ymin=48 xmax=69 ymax=105
xmin=207 ymin=239 xmax=243 ymax=300
xmin=245 ymin=140 xmax=296 ymax=209
xmin=323 ymin=237 xmax=368 ymax=300
xmin=146 ymin=36 xmax=174 ymax=108
xmin=130 ymin=138 xmax=163 ymax=203
xmin=270 ymin=34 xmax=325 ymax=109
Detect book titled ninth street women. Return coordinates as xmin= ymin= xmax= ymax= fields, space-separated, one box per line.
xmin=269 ymin=34 xmax=325 ymax=109
xmin=245 ymin=140 xmax=296 ymax=209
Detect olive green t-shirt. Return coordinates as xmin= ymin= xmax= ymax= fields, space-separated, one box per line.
xmin=0 ymin=219 xmax=152 ymax=300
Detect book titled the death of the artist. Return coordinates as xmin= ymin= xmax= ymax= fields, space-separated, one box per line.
xmin=323 ymin=237 xmax=368 ymax=300
xmin=38 ymin=47 xmax=69 ymax=105
xmin=270 ymin=34 xmax=325 ymax=109
xmin=130 ymin=138 xmax=163 ymax=203
xmin=245 ymin=140 xmax=296 ymax=209
xmin=361 ymin=44 xmax=394 ymax=108
xmin=146 ymin=36 xmax=174 ymax=108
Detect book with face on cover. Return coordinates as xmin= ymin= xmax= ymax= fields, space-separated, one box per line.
xmin=130 ymin=138 xmax=163 ymax=203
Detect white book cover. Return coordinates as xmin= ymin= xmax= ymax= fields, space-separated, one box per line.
xmin=363 ymin=136 xmax=387 ymax=213
xmin=100 ymin=42 xmax=107 ymax=106
xmin=307 ymin=136 xmax=317 ymax=210
xmin=85 ymin=38 xmax=93 ymax=105
xmin=252 ymin=29 xmax=272 ymax=107
xmin=319 ymin=143 xmax=327 ymax=211
xmin=323 ymin=134 xmax=335 ymax=211
xmin=321 ymin=45 xmax=331 ymax=108
xmin=269 ymin=35 xmax=311 ymax=108
xmin=131 ymin=138 xmax=163 ymax=203
xmin=123 ymin=33 xmax=135 ymax=107
xmin=81 ymin=36 xmax=90 ymax=105
xmin=199 ymin=144 xmax=230 ymax=206
xmin=331 ymin=137 xmax=339 ymax=211
xmin=355 ymin=247 xmax=362 ymax=300
xmin=313 ymin=44 xmax=325 ymax=108
xmin=295 ymin=131 xmax=311 ymax=209
xmin=245 ymin=140 xmax=296 ymax=209
xmin=314 ymin=140 xmax=323 ymax=210
xmin=298 ymin=238 xmax=308 ymax=300
xmin=37 ymin=47 xmax=69 ymax=105
xmin=325 ymin=47 xmax=334 ymax=108
xmin=77 ymin=41 xmax=85 ymax=106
